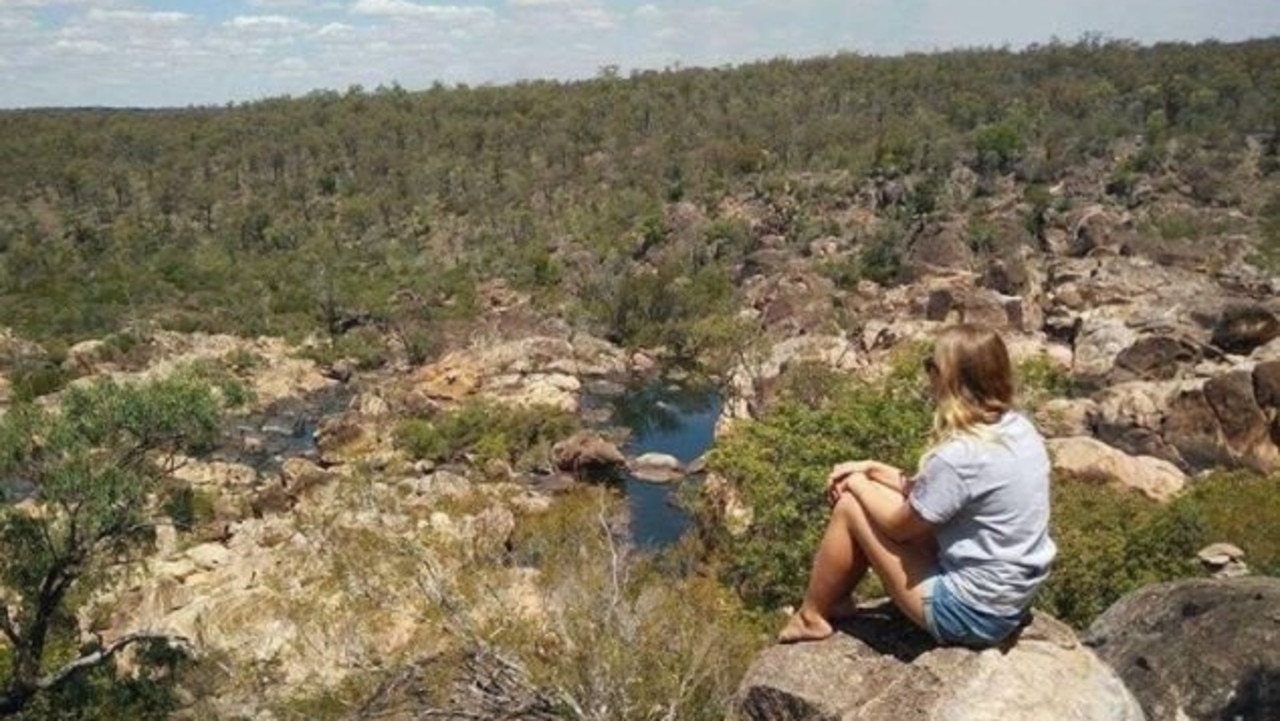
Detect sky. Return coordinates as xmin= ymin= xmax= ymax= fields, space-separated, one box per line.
xmin=1 ymin=0 xmax=1278 ymax=109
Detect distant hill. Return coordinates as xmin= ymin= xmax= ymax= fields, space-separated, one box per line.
xmin=0 ymin=36 xmax=1275 ymax=349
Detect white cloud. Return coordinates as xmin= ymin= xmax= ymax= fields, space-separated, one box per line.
xmin=315 ymin=21 xmax=353 ymax=37
xmin=247 ymin=0 xmax=315 ymax=7
xmin=0 ymin=0 xmax=117 ymax=7
xmin=53 ymin=37 xmax=109 ymax=53
xmin=509 ymin=0 xmax=589 ymax=7
xmin=274 ymin=56 xmax=309 ymax=75
xmin=84 ymin=9 xmax=191 ymax=25
xmin=226 ymin=14 xmax=310 ymax=32
xmin=350 ymin=0 xmax=494 ymax=22
xmin=0 ymin=12 xmax=39 ymax=31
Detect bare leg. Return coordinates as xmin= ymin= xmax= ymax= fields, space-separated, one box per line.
xmin=840 ymin=485 xmax=937 ymax=628
xmin=777 ymin=491 xmax=872 ymax=643
xmin=779 ymin=485 xmax=937 ymax=642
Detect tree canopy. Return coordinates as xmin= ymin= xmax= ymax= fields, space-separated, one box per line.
xmin=0 ymin=374 xmax=233 ymax=717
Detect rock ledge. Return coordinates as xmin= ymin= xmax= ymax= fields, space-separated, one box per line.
xmin=735 ymin=603 xmax=1142 ymax=721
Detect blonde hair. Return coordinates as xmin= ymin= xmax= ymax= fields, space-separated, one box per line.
xmin=925 ymin=323 xmax=1014 ymax=447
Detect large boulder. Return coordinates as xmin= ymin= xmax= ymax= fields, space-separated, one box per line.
xmin=1112 ymin=335 xmax=1202 ymax=382
xmin=628 ymin=452 xmax=684 ymax=483
xmin=1047 ymin=436 xmax=1187 ymax=503
xmin=735 ymin=604 xmax=1142 ymax=721
xmin=1203 ymin=370 xmax=1280 ymax=471
xmin=1073 ymin=316 xmax=1139 ymax=378
xmin=1085 ymin=577 xmax=1280 ymax=721
xmin=1066 ymin=205 xmax=1134 ymax=257
xmin=1034 ymin=398 xmax=1098 ymax=438
xmin=1212 ymin=305 xmax=1280 ymax=356
xmin=1095 ymin=367 xmax=1280 ymax=475
xmin=903 ymin=218 xmax=974 ymax=280
xmin=552 ymin=432 xmax=626 ymax=474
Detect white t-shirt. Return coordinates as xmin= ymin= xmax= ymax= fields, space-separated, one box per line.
xmin=908 ymin=411 xmax=1057 ymax=617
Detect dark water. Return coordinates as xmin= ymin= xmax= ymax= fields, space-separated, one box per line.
xmin=221 ymin=385 xmax=353 ymax=472
xmin=587 ymin=382 xmax=722 ymax=548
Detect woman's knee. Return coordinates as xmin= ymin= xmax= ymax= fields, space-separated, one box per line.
xmin=832 ymin=493 xmax=868 ymax=527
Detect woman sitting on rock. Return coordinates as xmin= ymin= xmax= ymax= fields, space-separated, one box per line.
xmin=779 ymin=323 xmax=1056 ymax=648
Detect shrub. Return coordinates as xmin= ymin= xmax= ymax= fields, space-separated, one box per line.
xmin=8 ymin=361 xmax=70 ymax=402
xmin=1016 ymin=354 xmax=1078 ymax=409
xmin=1038 ymin=476 xmax=1205 ymax=628
xmin=303 ymin=328 xmax=389 ymax=371
xmin=161 ymin=485 xmax=219 ymax=533
xmin=1179 ymin=471 xmax=1280 ymax=576
xmin=967 ymin=218 xmax=998 ymax=255
xmin=702 ymin=361 xmax=933 ymax=609
xmin=974 ymin=121 xmax=1026 ymax=174
xmin=498 ymin=488 xmax=768 ymax=721
xmin=858 ymin=222 xmax=907 ymax=286
xmin=395 ymin=399 xmax=579 ymax=470
xmin=1255 ymin=192 xmax=1280 ymax=272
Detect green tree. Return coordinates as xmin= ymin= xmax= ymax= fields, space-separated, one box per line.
xmin=0 ymin=375 xmax=233 ymax=716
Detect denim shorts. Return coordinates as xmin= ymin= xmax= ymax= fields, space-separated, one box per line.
xmin=921 ymin=574 xmax=1026 ymax=648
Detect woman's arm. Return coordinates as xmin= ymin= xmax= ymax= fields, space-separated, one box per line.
xmin=828 ymin=460 xmax=911 ymax=496
xmin=845 ymin=476 xmax=934 ymax=543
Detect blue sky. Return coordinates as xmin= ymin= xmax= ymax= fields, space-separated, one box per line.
xmin=1 ymin=0 xmax=1278 ymax=108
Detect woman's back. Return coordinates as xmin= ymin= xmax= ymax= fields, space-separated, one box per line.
xmin=909 ymin=411 xmax=1056 ymax=617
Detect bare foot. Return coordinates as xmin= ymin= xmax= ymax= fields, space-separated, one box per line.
xmin=777 ymin=607 xmax=834 ymax=644
xmin=829 ymin=595 xmax=859 ymax=621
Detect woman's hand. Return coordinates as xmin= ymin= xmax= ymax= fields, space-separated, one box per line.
xmin=827 ymin=470 xmax=870 ymax=506
xmin=828 ymin=460 xmax=909 ymax=498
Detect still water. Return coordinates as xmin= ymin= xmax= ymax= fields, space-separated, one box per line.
xmin=588 ymin=382 xmax=722 ymax=548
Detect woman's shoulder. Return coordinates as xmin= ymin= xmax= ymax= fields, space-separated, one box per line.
xmin=931 ymin=412 xmax=1039 ymax=468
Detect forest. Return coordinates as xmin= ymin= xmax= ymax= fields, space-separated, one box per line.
xmin=0 ymin=36 xmax=1276 ymax=359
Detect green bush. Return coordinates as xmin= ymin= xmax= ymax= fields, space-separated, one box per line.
xmin=1255 ymin=192 xmax=1280 ymax=272
xmin=395 ymin=399 xmax=579 ymax=470
xmin=1038 ymin=476 xmax=1205 ymax=628
xmin=1041 ymin=471 xmax=1280 ymax=629
xmin=161 ymin=485 xmax=219 ymax=534
xmin=8 ymin=362 xmax=71 ymax=402
xmin=1017 ymin=354 xmax=1078 ymax=409
xmin=974 ymin=121 xmax=1026 ymax=174
xmin=301 ymin=328 xmax=389 ymax=371
xmin=858 ymin=222 xmax=907 ymax=286
xmin=703 ymin=361 xmax=933 ymax=609
xmin=1179 ymin=471 xmax=1280 ymax=575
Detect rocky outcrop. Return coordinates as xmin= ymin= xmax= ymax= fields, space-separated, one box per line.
xmin=1092 ymin=358 xmax=1280 ymax=474
xmin=1197 ymin=543 xmax=1249 ymax=578
xmin=551 ymin=432 xmax=626 ymax=474
xmin=736 ymin=604 xmax=1142 ymax=721
xmin=408 ymin=335 xmax=631 ymax=412
xmin=1212 ymin=305 xmax=1280 ymax=355
xmin=1066 ymin=204 xmax=1134 ymax=257
xmin=1047 ymin=436 xmax=1187 ymax=502
xmin=703 ymin=472 xmax=753 ymax=537
xmin=628 ymin=452 xmax=684 ymax=483
xmin=1034 ymin=397 xmax=1098 ymax=438
xmin=718 ymin=334 xmax=864 ymax=434
xmin=1085 ymin=577 xmax=1280 ymax=721
xmin=99 ymin=471 xmax=549 ymax=716
xmin=904 ymin=218 xmax=974 ymax=279
xmin=65 ymin=331 xmax=337 ymax=411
